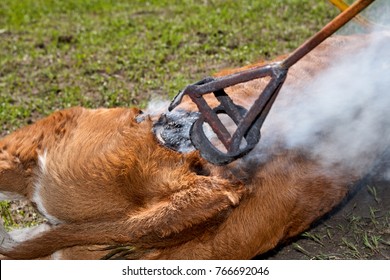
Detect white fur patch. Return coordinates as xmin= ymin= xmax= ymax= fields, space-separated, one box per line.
xmin=1 ymin=223 xmax=52 ymax=251
xmin=0 ymin=191 xmax=24 ymax=201
xmin=8 ymin=223 xmax=51 ymax=243
xmin=1 ymin=223 xmax=14 ymax=249
xmin=51 ymin=250 xmax=63 ymax=260
xmin=32 ymin=151 xmax=62 ymax=225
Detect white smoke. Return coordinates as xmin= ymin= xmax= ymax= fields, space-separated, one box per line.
xmin=147 ymin=1 xmax=390 ymax=180
xmin=385 ymin=169 xmax=390 ymax=181
xmin=145 ymin=97 xmax=171 ymax=120
xmin=253 ymin=5 xmax=390 ymax=178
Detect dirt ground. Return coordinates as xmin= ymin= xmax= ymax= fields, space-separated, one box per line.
xmin=259 ymin=161 xmax=390 ymax=260
xmin=260 ymin=179 xmax=390 ymax=259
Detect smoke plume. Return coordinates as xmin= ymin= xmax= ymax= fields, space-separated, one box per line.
xmin=149 ymin=1 xmax=390 ymax=180
xmin=252 ymin=2 xmax=390 ymax=178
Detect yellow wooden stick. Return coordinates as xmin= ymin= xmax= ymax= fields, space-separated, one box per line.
xmin=329 ymin=0 xmax=388 ymax=30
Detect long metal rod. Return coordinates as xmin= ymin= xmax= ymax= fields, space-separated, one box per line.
xmin=281 ymin=0 xmax=375 ymax=69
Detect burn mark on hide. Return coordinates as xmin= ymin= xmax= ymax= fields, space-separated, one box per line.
xmin=153 ymin=110 xmax=199 ymax=153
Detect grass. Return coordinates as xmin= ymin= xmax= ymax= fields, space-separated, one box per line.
xmin=0 ymin=201 xmax=14 ymax=229
xmin=0 ymin=0 xmax=339 ymax=134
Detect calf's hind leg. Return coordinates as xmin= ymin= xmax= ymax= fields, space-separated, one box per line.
xmin=0 ymin=129 xmax=40 ymax=200
xmin=0 ymin=107 xmax=83 ymax=200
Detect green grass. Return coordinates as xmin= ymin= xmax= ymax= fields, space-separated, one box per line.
xmin=0 ymin=0 xmax=339 ymax=134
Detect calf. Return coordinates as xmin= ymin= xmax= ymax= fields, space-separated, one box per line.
xmin=0 ymin=32 xmax=388 ymax=259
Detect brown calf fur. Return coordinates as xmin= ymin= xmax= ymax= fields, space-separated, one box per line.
xmin=0 ymin=33 xmax=384 ymax=259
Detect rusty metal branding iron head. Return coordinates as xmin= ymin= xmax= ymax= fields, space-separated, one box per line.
xmin=168 ymin=0 xmax=375 ymax=165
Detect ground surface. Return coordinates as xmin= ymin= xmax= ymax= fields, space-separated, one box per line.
xmin=0 ymin=0 xmax=389 ymax=259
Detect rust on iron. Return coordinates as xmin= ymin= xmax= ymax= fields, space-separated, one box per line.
xmin=169 ymin=0 xmax=375 ymax=165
